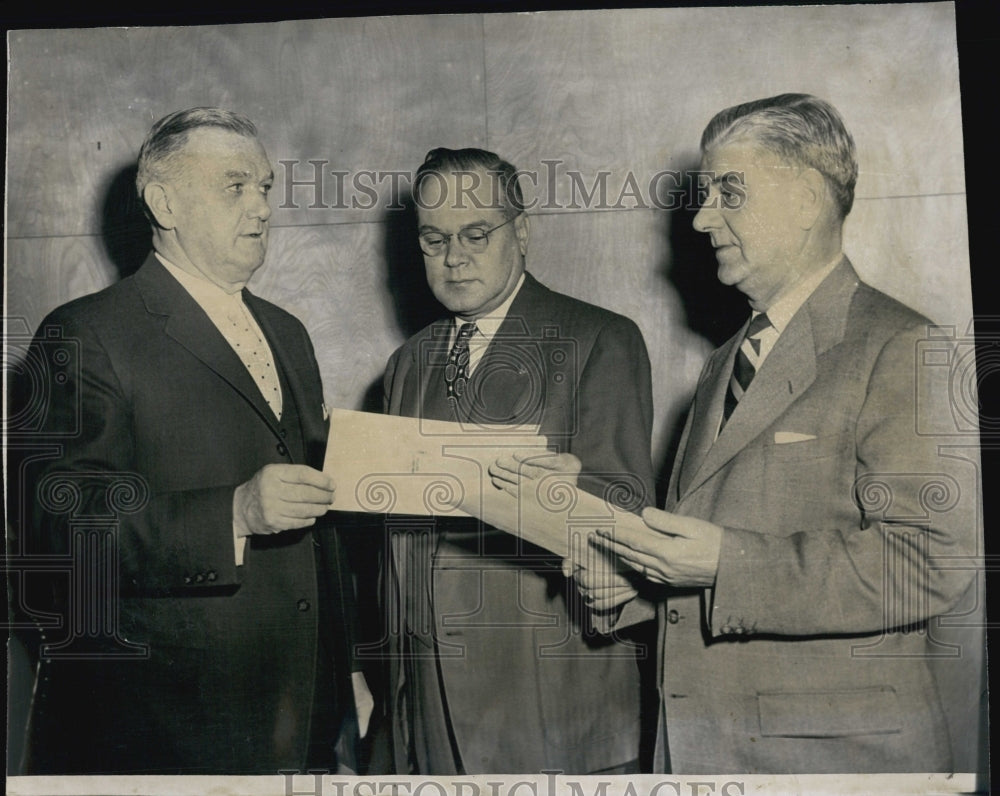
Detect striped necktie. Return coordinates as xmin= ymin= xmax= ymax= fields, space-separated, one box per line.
xmin=721 ymin=312 xmax=773 ymax=427
xmin=445 ymin=322 xmax=477 ymax=401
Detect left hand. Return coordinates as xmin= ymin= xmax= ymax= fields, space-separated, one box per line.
xmin=488 ymin=450 xmax=582 ymax=497
xmin=590 ymin=506 xmax=724 ymax=588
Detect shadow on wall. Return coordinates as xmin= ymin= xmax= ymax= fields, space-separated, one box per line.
xmin=357 ymin=187 xmax=446 ymax=415
xmin=653 ymin=161 xmax=749 ymax=503
xmin=100 ymin=164 xmax=150 ymax=281
xmin=663 ymin=162 xmax=748 ymax=349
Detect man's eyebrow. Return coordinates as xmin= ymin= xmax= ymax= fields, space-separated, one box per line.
xmin=222 ymin=169 xmax=274 ymax=182
xmin=418 ymin=219 xmax=494 ymax=233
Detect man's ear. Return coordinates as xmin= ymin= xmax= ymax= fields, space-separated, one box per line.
xmin=514 ymin=212 xmax=529 ymax=257
xmin=795 ymin=168 xmax=826 ymax=230
xmin=142 ymin=182 xmax=176 ymax=230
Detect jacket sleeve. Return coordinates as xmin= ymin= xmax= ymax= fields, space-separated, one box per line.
xmin=709 ymin=323 xmax=980 ymax=636
xmin=23 ymin=308 xmax=244 ymax=596
xmin=572 ymin=315 xmax=656 ymax=511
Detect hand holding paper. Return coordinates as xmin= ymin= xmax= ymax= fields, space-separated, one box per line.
xmin=591 ymin=506 xmax=723 ymax=588
xmin=488 ymin=450 xmax=582 ymax=496
xmin=562 ymin=532 xmax=639 ymax=611
xmin=235 ymin=463 xmax=335 ymax=536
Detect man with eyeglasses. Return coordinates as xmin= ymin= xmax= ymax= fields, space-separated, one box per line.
xmin=381 ymin=147 xmax=656 ymax=774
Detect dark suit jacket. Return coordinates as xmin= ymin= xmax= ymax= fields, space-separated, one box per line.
xmin=17 ymin=254 xmax=355 ymax=774
xmin=620 ymin=259 xmax=980 ymax=773
xmin=383 ymin=272 xmax=656 ymax=774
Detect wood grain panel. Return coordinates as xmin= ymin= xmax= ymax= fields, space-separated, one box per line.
xmin=5 ymin=236 xmax=119 ymax=334
xmin=846 ymin=194 xmax=972 ymax=327
xmin=522 ymin=209 xmax=713 ymax=472
xmin=7 ymin=16 xmax=486 ymax=238
xmin=484 ymin=4 xmax=964 ymax=209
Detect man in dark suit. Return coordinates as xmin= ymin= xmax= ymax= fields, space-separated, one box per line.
xmin=382 ymin=148 xmax=656 ymax=774
xmin=575 ymin=94 xmax=981 ymax=773
xmin=16 ymin=108 xmax=363 ymax=774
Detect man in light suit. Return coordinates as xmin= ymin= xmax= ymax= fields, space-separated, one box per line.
xmin=16 ymin=108 xmax=365 ymax=774
xmin=568 ymin=94 xmax=981 ymax=773
xmin=382 ymin=147 xmax=656 ymax=774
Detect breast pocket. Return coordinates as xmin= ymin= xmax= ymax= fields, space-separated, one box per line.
xmin=762 ymin=434 xmax=853 ymax=530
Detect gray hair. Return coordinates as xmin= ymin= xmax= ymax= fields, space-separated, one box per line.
xmin=135 ymin=107 xmax=258 ymax=199
xmin=701 ymin=93 xmax=858 ymax=218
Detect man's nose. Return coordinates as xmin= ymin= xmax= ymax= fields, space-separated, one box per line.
xmin=248 ymin=188 xmax=272 ymax=221
xmin=443 ymin=236 xmax=467 ymax=267
xmin=692 ymin=200 xmax=718 ymax=233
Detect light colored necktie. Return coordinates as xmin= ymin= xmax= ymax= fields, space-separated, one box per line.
xmin=721 ymin=312 xmax=773 ymax=427
xmin=221 ymin=295 xmax=283 ymax=419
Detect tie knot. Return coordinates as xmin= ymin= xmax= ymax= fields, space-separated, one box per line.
xmin=746 ymin=312 xmax=772 ymax=339
xmin=456 ymin=322 xmax=477 ymax=343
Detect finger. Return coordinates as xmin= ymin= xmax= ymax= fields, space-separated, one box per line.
xmin=271 ymin=482 xmax=339 ymax=505
xmin=490 ymin=455 xmax=521 ymax=474
xmin=589 ymin=594 xmax=634 ymax=611
xmin=583 ymin=584 xmax=637 ymax=610
xmin=589 ymin=530 xmax=655 ymax=571
xmin=276 ymin=464 xmax=336 ymax=491
xmin=259 ymin=514 xmax=318 ymax=534
xmin=267 ymin=500 xmax=332 ymax=521
xmin=490 ymin=479 xmax=517 ymax=498
xmin=641 ymin=506 xmax=685 ymax=536
xmin=594 ymin=516 xmax=675 ymax=558
xmin=488 ymin=460 xmax=521 ymax=486
xmin=513 ymin=450 xmax=581 ymax=474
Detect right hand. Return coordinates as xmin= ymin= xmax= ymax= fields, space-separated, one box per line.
xmin=562 ymin=532 xmax=639 ymax=612
xmin=235 ymin=463 xmax=336 ymax=536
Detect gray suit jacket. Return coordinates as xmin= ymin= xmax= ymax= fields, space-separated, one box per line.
xmin=622 ymin=259 xmax=979 ymax=773
xmin=383 ymin=272 xmax=656 ymax=774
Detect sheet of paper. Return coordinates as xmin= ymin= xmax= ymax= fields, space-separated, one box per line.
xmin=324 ymin=408 xmax=546 ymax=516
xmin=456 ymin=463 xmax=648 ymax=562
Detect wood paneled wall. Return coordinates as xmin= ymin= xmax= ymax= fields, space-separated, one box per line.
xmin=6 ymin=3 xmax=982 ymax=773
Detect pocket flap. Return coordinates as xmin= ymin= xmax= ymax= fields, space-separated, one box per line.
xmin=757 ymin=686 xmax=901 ymax=737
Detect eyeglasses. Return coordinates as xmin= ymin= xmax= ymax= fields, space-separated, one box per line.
xmin=418 ymin=213 xmax=521 ymax=257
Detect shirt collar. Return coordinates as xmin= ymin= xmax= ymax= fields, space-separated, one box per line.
xmin=453 ymin=272 xmax=526 ymax=342
xmin=759 ymin=254 xmax=842 ymax=334
xmin=155 ymin=252 xmax=243 ymax=311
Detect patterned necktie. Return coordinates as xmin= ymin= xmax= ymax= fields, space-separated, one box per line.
xmin=721 ymin=312 xmax=773 ymax=427
xmin=222 ymin=295 xmax=283 ymax=419
xmin=445 ymin=322 xmax=477 ymax=401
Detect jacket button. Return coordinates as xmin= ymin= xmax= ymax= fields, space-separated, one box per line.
xmin=297 ymin=599 xmax=310 ymax=612
xmin=277 ymin=443 xmax=288 ymax=456
xmin=280 ymin=429 xmax=288 ymax=438
xmin=194 ymin=573 xmax=205 ymax=583
xmin=667 ymin=609 xmax=680 ymax=624
xmin=206 ymin=570 xmax=217 ymax=582
xmin=183 ymin=575 xmax=192 ymax=585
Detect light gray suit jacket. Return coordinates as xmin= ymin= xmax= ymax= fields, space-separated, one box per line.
xmin=620 ymin=259 xmax=980 ymax=774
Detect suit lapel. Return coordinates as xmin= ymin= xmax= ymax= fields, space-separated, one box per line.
xmin=688 ymin=311 xmax=817 ymax=492
xmin=135 ymin=255 xmax=282 ymax=438
xmin=415 ymin=319 xmax=457 ymax=421
xmin=678 ymin=259 xmax=860 ymax=499
xmin=677 ymin=333 xmax=739 ymax=497
xmin=461 ymin=274 xmax=541 ymax=425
